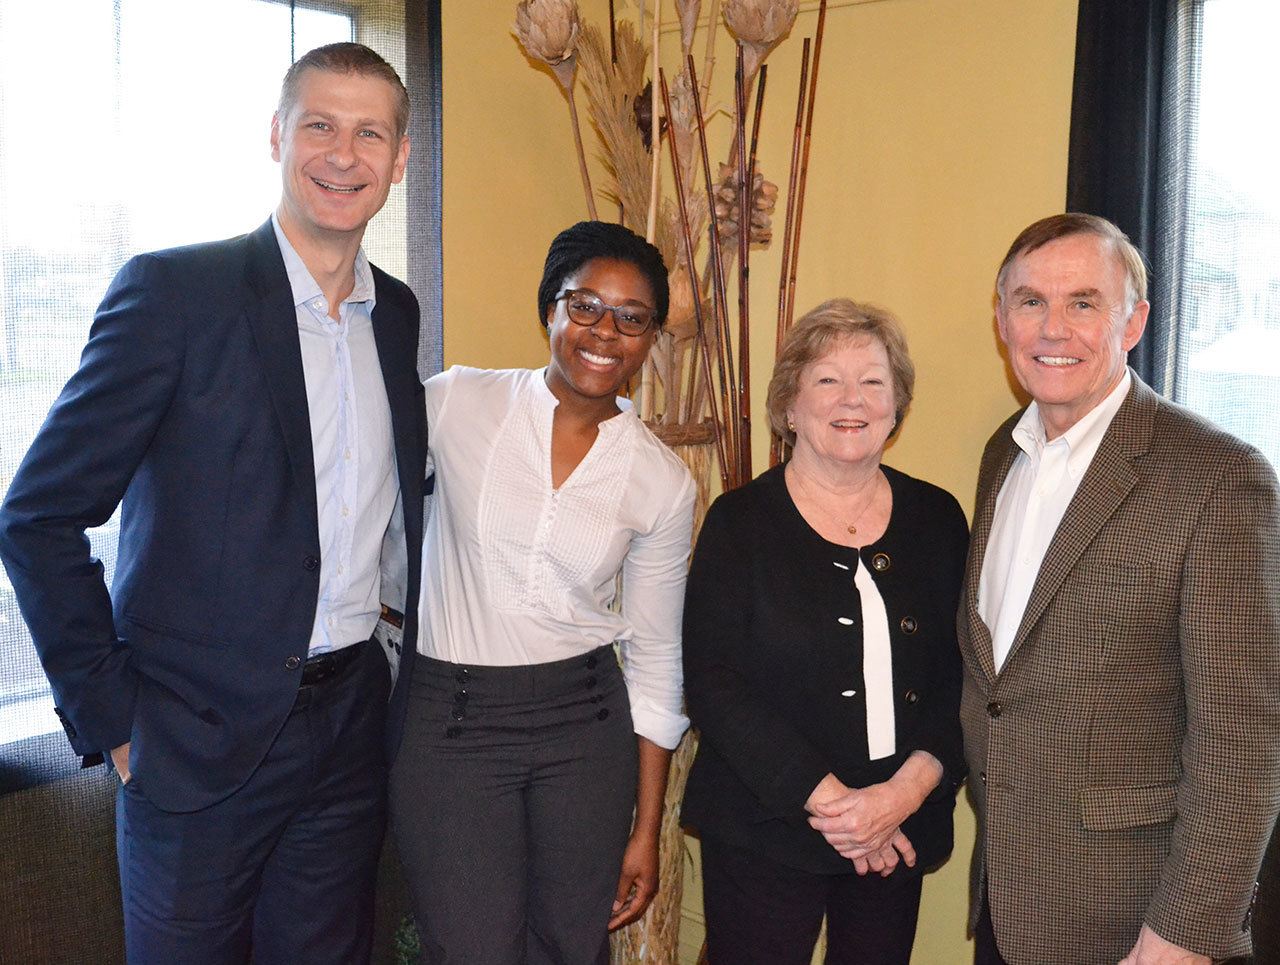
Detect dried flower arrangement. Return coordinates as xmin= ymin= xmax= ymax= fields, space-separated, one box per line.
xmin=514 ymin=2 xmax=829 ymax=960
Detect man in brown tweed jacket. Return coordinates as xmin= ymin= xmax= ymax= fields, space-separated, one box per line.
xmin=959 ymin=213 xmax=1280 ymax=965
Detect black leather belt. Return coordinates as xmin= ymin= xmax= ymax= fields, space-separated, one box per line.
xmin=301 ymin=639 xmax=368 ymax=687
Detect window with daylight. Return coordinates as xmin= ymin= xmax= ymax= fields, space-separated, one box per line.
xmin=1173 ymin=0 xmax=1280 ymax=467
xmin=0 ymin=0 xmax=440 ymax=780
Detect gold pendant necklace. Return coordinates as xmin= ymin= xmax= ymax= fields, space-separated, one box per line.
xmin=797 ymin=467 xmax=882 ymax=538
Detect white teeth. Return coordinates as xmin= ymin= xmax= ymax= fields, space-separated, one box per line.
xmin=831 ymin=421 xmax=865 ymax=428
xmin=578 ymin=350 xmax=619 ymax=366
xmin=1036 ymin=356 xmax=1080 ymax=366
xmin=313 ymin=178 xmax=361 ymax=193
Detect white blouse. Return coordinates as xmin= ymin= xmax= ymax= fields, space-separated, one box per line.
xmin=417 ymin=366 xmax=695 ymax=750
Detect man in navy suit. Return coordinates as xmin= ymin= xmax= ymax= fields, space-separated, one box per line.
xmin=0 ymin=43 xmax=424 ymax=964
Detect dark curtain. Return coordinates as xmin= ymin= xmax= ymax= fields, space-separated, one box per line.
xmin=1065 ymin=0 xmax=1201 ymax=392
xmin=407 ymin=0 xmax=443 ymax=378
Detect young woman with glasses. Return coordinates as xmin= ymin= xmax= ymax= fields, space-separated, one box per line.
xmin=390 ymin=221 xmax=694 ymax=964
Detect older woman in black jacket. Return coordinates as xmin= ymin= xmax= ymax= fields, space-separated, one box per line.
xmin=682 ymin=299 xmax=968 ymax=965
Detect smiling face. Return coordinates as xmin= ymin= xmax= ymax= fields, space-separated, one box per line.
xmin=788 ymin=336 xmax=897 ymax=472
xmin=544 ymin=257 xmax=657 ymax=414
xmin=997 ymin=233 xmax=1149 ymax=439
xmin=270 ymin=67 xmax=409 ymax=248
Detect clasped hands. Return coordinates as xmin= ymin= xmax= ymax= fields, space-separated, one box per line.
xmin=803 ymin=751 xmax=943 ymax=877
xmin=804 ymin=773 xmax=916 ymax=876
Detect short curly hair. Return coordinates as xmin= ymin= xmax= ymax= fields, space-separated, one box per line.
xmin=765 ymin=299 xmax=916 ymax=446
xmin=536 ymin=221 xmax=669 ymax=329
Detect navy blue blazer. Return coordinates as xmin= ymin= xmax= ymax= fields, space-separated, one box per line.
xmin=0 ymin=219 xmax=425 ymax=813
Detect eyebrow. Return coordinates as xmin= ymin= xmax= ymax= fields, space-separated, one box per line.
xmin=297 ymin=109 xmax=393 ymax=132
xmin=572 ymin=287 xmax=653 ymax=309
xmin=1007 ymin=285 xmax=1104 ymax=301
xmin=1008 ymin=285 xmax=1044 ymax=300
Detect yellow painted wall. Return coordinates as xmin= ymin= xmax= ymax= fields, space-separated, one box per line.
xmin=441 ymin=0 xmax=1078 ymax=961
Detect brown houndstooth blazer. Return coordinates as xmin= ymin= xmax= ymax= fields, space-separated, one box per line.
xmin=958 ymin=374 xmax=1280 ymax=964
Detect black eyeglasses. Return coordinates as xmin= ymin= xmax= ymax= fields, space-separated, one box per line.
xmin=554 ymin=289 xmax=658 ymax=337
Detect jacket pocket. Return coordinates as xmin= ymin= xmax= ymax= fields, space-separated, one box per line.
xmin=1079 ymin=782 xmax=1177 ymax=831
xmin=121 ymin=610 xmax=227 ymax=650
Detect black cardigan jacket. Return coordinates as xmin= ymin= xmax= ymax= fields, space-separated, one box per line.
xmin=681 ymin=463 xmax=969 ymax=874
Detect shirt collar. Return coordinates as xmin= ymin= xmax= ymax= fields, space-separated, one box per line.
xmin=1011 ymin=369 xmax=1132 ymax=480
xmin=271 ymin=212 xmax=376 ymax=311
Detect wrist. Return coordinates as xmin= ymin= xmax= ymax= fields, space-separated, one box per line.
xmin=629 ymin=812 xmax=662 ymax=840
xmin=890 ymin=755 xmax=941 ymax=810
xmin=806 ymin=772 xmax=845 ymax=812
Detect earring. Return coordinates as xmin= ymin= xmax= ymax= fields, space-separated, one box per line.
xmin=787 ymin=419 xmax=795 ymax=432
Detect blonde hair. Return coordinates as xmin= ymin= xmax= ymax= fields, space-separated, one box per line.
xmin=766 ymin=298 xmax=916 ymax=446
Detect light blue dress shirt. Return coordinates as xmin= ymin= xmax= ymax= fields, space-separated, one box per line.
xmin=271 ymin=215 xmax=397 ymax=655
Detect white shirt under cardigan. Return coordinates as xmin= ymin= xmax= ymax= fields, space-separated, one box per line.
xmin=417 ymin=366 xmax=695 ymax=750
xmin=272 ymin=215 xmax=397 ymax=656
xmin=978 ymin=371 xmax=1131 ymax=671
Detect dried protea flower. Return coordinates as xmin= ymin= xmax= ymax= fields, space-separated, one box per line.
xmin=722 ymin=0 xmax=799 ymax=79
xmin=713 ymin=162 xmax=779 ymax=247
xmin=514 ymin=0 xmax=582 ymax=89
xmin=664 ymin=69 xmax=701 ymax=191
xmin=675 ymin=0 xmax=702 ymax=57
xmin=664 ymin=264 xmax=702 ymax=342
xmin=514 ymin=0 xmax=597 ymax=218
xmin=514 ymin=0 xmax=580 ymax=65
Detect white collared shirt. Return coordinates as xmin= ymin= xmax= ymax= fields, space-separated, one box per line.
xmin=272 ymin=215 xmax=397 ymax=655
xmin=417 ymin=366 xmax=695 ymax=750
xmin=978 ymin=371 xmax=1131 ymax=670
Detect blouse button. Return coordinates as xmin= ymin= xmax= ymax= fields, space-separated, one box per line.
xmin=871 ymin=552 xmax=891 ymax=572
xmin=903 ymin=689 xmax=919 ymax=705
xmin=900 ymin=616 xmax=918 ymax=635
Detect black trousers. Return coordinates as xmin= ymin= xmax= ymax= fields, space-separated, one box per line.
xmin=116 ymin=640 xmax=391 ymax=965
xmin=700 ymin=835 xmax=925 ymax=965
xmin=1255 ymin=818 xmax=1280 ymax=964
xmin=390 ymin=645 xmax=638 ymax=965
xmin=973 ymin=887 xmax=1010 ymax=965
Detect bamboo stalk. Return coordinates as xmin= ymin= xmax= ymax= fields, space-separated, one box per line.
xmin=566 ymin=84 xmax=599 ymax=221
xmin=734 ymin=47 xmax=753 ymax=482
xmin=783 ymin=0 xmax=828 ymax=330
xmin=646 ymin=0 xmax=661 ymax=244
xmin=776 ymin=38 xmax=808 ymax=350
xmin=686 ymin=54 xmax=741 ymax=487
xmin=746 ymin=66 xmax=768 ymax=234
xmin=700 ymin=0 xmax=721 ymax=107
xmin=659 ymin=68 xmax=731 ymax=492
xmin=771 ymin=37 xmax=810 ymax=468
xmin=735 ymin=62 xmax=768 ymax=472
xmin=609 ymin=0 xmax=618 ymax=63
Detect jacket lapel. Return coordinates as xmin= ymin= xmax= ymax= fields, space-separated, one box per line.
xmin=965 ymin=421 xmax=1021 ymax=683
xmin=1002 ymin=374 xmax=1156 ymax=668
xmin=242 ymin=219 xmax=318 ymax=514
xmin=369 ymin=273 xmax=424 ymax=617
xmin=370 ymin=288 xmax=417 ymax=511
